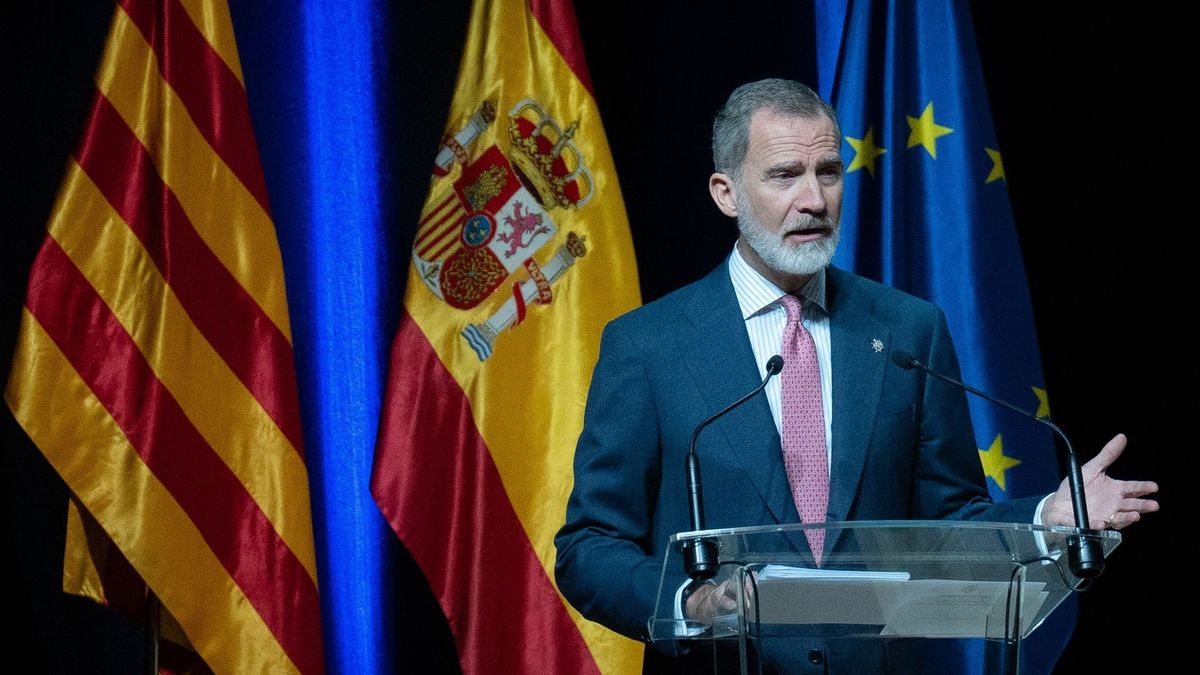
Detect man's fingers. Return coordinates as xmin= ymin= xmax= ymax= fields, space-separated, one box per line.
xmin=1119 ymin=496 xmax=1159 ymax=514
xmin=1084 ymin=433 xmax=1128 ymax=473
xmin=684 ymin=577 xmax=757 ymax=622
xmin=718 ymin=593 xmax=738 ymax=613
xmin=1121 ymin=480 xmax=1159 ymax=499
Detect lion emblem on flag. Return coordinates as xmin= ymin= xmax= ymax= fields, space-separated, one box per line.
xmin=412 ymin=99 xmax=594 ymax=361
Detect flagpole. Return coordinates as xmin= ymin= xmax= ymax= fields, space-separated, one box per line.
xmin=144 ymin=590 xmax=160 ymax=675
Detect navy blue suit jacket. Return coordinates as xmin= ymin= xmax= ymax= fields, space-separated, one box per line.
xmin=555 ymin=262 xmax=1038 ymax=671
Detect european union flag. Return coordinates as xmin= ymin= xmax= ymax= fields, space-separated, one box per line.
xmin=818 ymin=1 xmax=1074 ymax=672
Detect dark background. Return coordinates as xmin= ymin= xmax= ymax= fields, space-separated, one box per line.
xmin=3 ymin=2 xmax=1186 ymax=672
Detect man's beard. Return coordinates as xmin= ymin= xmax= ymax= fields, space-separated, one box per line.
xmin=736 ymin=193 xmax=840 ymax=277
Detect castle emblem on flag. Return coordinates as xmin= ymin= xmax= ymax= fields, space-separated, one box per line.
xmin=412 ymin=98 xmax=594 ymax=361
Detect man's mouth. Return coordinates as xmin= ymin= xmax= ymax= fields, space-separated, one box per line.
xmin=783 ymin=225 xmax=830 ymax=243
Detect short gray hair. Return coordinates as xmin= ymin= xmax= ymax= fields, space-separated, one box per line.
xmin=712 ymin=79 xmax=841 ymax=180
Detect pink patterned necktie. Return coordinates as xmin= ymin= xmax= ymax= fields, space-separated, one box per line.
xmin=778 ymin=294 xmax=829 ymax=565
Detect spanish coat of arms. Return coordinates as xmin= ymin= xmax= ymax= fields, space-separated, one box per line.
xmin=413 ymin=98 xmax=593 ymax=361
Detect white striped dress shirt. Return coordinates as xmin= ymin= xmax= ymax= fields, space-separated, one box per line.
xmin=727 ymin=246 xmax=833 ymax=469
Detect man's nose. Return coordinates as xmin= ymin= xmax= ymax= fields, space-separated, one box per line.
xmin=792 ymin=176 xmax=826 ymax=215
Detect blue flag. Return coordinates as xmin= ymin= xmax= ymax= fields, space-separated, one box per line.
xmin=819 ymin=1 xmax=1074 ymax=672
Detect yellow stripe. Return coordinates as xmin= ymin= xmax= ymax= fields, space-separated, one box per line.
xmin=98 ymin=7 xmax=293 ymax=343
xmin=4 ymin=314 xmax=299 ymax=675
xmin=67 ymin=500 xmax=207 ymax=655
xmin=62 ymin=499 xmax=107 ymax=603
xmin=404 ymin=2 xmax=642 ymax=671
xmin=176 ymin=0 xmax=245 ymax=85
xmin=44 ymin=161 xmax=318 ymax=583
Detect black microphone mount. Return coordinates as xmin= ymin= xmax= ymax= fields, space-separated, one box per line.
xmin=683 ymin=355 xmax=784 ymax=580
xmin=890 ymin=350 xmax=1104 ymax=578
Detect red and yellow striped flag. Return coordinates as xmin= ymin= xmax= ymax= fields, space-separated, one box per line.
xmin=370 ymin=0 xmax=642 ymax=672
xmin=4 ymin=0 xmax=324 ymax=672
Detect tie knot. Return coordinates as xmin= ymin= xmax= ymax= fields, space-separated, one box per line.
xmin=779 ymin=294 xmax=803 ymax=323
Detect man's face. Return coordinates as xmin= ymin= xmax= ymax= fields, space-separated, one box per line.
xmin=733 ymin=109 xmax=844 ymax=282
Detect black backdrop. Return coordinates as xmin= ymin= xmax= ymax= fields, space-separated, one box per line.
xmin=3 ymin=2 xmax=1186 ymax=672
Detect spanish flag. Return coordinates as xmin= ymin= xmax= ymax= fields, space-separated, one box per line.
xmin=370 ymin=0 xmax=642 ymax=672
xmin=4 ymin=0 xmax=323 ymax=672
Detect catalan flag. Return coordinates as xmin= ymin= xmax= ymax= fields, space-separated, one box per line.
xmin=4 ymin=0 xmax=323 ymax=672
xmin=370 ymin=0 xmax=643 ymax=672
xmin=823 ymin=0 xmax=1073 ymax=671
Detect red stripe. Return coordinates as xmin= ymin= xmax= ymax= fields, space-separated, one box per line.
xmin=529 ymin=0 xmax=594 ymax=96
xmin=426 ymin=237 xmax=460 ymax=264
xmin=417 ymin=194 xmax=457 ymax=231
xmin=416 ymin=221 xmax=458 ymax=258
xmin=102 ymin=546 xmax=148 ymax=619
xmin=73 ymin=92 xmax=305 ymax=456
xmin=424 ymin=200 xmax=464 ymax=233
xmin=512 ymin=281 xmax=527 ymax=325
xmin=25 ymin=237 xmax=324 ymax=675
xmin=415 ymin=222 xmax=453 ymax=252
xmin=118 ymin=0 xmax=272 ymax=213
xmin=371 ymin=318 xmax=601 ymax=675
xmin=416 ymin=206 xmax=463 ymax=251
xmin=415 ymin=205 xmax=461 ymax=252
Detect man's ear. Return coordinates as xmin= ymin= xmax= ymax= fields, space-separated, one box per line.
xmin=709 ymin=172 xmax=738 ymax=218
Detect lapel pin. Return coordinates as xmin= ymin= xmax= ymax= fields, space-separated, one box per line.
xmin=871 ymin=338 xmax=884 ymax=353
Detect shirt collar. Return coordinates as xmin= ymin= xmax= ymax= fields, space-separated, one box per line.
xmin=728 ymin=243 xmax=828 ymax=320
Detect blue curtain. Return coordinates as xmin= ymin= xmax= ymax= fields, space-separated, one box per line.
xmin=230 ymin=2 xmax=404 ymax=671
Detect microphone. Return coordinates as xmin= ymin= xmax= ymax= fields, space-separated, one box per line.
xmin=890 ymin=350 xmax=1104 ymax=578
xmin=683 ymin=355 xmax=784 ymax=580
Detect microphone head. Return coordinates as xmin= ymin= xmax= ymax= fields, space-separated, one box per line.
xmin=766 ymin=355 xmax=784 ymax=375
xmin=890 ymin=350 xmax=919 ymax=370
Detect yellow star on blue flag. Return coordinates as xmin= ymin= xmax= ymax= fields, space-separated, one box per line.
xmin=978 ymin=434 xmax=1021 ymax=492
xmin=846 ymin=126 xmax=887 ymax=176
xmin=985 ymin=147 xmax=1005 ymax=183
xmin=906 ymin=101 xmax=953 ymax=159
xmin=1033 ymin=386 xmax=1051 ymax=419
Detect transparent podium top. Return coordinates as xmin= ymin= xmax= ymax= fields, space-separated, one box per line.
xmin=650 ymin=521 xmax=1119 ymax=643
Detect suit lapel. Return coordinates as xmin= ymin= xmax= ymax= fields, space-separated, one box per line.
xmin=676 ymin=264 xmax=901 ymax=558
xmin=826 ymin=268 xmax=889 ymax=528
xmin=677 ymin=265 xmax=800 ymax=529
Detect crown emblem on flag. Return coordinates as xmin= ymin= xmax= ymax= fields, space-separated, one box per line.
xmin=506 ymin=99 xmax=594 ymax=209
xmin=413 ymin=96 xmax=599 ymax=362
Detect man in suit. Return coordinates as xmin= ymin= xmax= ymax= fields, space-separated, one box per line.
xmin=554 ymin=79 xmax=1157 ymax=673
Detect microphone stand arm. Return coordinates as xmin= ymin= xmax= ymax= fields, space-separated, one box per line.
xmin=917 ymin=364 xmax=1105 ymax=578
